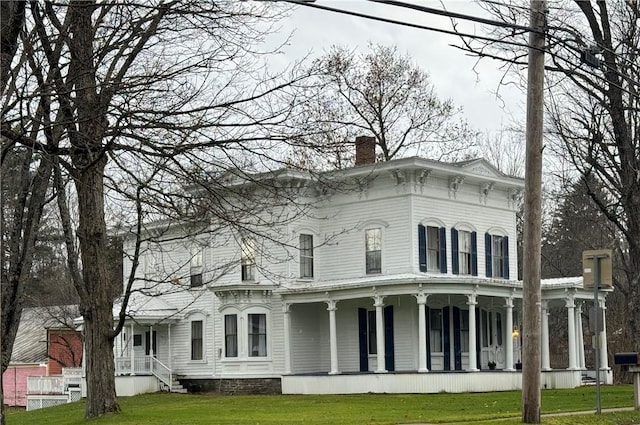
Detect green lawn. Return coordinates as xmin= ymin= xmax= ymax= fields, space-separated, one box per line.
xmin=6 ymin=386 xmax=640 ymax=425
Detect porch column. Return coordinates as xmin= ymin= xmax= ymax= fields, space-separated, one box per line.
xmin=504 ymin=297 xmax=514 ymax=371
xmin=130 ymin=323 xmax=135 ymax=375
xmin=599 ymin=298 xmax=609 ymax=370
xmin=541 ymin=301 xmax=551 ymax=371
xmin=416 ymin=293 xmax=429 ymax=373
xmin=326 ymin=300 xmax=339 ymax=375
xmin=283 ymin=303 xmax=292 ymax=374
xmin=374 ymin=295 xmax=387 ymax=373
xmin=566 ymin=295 xmax=578 ymax=370
xmin=467 ymin=294 xmax=478 ymax=371
xmin=576 ymin=302 xmax=585 ymax=369
xmin=168 ymin=324 xmax=172 ymax=372
xmin=149 ymin=325 xmax=154 ymax=376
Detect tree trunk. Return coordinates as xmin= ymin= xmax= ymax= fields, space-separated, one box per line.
xmin=74 ymin=158 xmax=120 ymax=417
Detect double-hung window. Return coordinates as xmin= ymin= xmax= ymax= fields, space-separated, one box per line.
xmin=458 ymin=230 xmax=472 ymax=275
xmin=224 ymin=314 xmax=238 ymax=357
xmin=191 ymin=320 xmax=203 ymax=361
xmin=299 ymin=234 xmax=314 ymax=278
xmin=429 ymin=309 xmax=443 ymax=352
xmin=241 ymin=237 xmax=256 ymax=282
xmin=223 ymin=312 xmax=269 ymax=358
xmin=248 ymin=313 xmax=267 ymax=357
xmin=451 ymin=228 xmax=477 ymax=275
xmin=365 ymin=228 xmax=382 ymax=274
xmin=485 ymin=233 xmax=509 ymax=279
xmin=418 ymin=225 xmax=447 ymax=273
xmin=190 ymin=248 xmax=203 ymax=287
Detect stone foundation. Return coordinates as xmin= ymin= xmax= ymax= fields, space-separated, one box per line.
xmin=179 ymin=378 xmax=282 ymax=395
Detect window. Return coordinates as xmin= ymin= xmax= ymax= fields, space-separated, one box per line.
xmin=365 ymin=228 xmax=382 ymax=274
xmin=190 ymin=248 xmax=203 ymax=288
xmin=427 ymin=227 xmax=440 ymax=272
xmin=248 ymin=314 xmax=267 ymax=357
xmin=460 ymin=309 xmax=469 ymax=352
xmin=429 ymin=309 xmax=443 ymax=352
xmin=481 ymin=310 xmax=492 ymax=348
xmin=459 ymin=230 xmax=472 ymax=275
xmin=451 ymin=228 xmax=477 ymax=276
xmin=299 ymin=234 xmax=314 ymax=278
xmin=367 ymin=310 xmax=377 ymax=354
xmin=133 ymin=334 xmax=142 ymax=346
xmin=496 ymin=312 xmax=503 ymax=345
xmin=224 ymin=315 xmax=238 ymax=357
xmin=241 ymin=237 xmax=256 ymax=281
xmin=485 ymin=233 xmax=509 ymax=279
xmin=419 ymin=225 xmax=447 ymax=273
xmin=191 ymin=320 xmax=203 ymax=361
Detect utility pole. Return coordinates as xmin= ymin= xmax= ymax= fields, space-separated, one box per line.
xmin=521 ymin=0 xmax=546 ymax=423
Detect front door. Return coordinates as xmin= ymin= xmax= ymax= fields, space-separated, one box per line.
xmin=145 ymin=331 xmax=157 ymax=356
xmin=480 ymin=310 xmax=504 ymax=368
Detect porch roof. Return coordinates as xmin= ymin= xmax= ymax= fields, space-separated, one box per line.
xmin=278 ymin=274 xmax=607 ymax=303
xmin=113 ymin=293 xmax=182 ymax=324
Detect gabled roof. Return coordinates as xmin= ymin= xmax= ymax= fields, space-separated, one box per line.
xmin=10 ymin=306 xmax=79 ymax=365
xmin=452 ymin=158 xmax=513 ymax=179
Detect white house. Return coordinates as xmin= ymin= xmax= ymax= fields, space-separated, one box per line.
xmin=110 ymin=139 xmax=613 ymax=396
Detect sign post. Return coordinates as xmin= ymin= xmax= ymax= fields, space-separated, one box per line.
xmin=583 ymin=249 xmax=613 ymax=415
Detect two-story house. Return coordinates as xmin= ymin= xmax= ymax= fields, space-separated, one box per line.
xmin=111 ymin=138 xmax=612 ymax=396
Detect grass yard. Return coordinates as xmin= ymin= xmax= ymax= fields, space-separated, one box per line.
xmin=6 ymin=386 xmax=640 ymax=425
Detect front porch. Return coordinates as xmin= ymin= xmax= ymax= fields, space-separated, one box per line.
xmin=282 ymin=369 xmax=589 ymax=395
xmin=278 ymin=275 xmax=614 ymax=394
xmin=112 ymin=294 xmax=187 ymax=393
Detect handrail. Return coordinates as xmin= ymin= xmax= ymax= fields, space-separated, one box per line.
xmin=150 ymin=356 xmax=172 ymax=392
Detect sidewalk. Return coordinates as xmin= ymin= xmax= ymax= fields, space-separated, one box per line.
xmin=398 ymin=406 xmax=638 ymax=424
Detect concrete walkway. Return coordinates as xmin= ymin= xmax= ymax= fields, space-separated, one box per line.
xmin=397 ymin=406 xmax=638 ymax=424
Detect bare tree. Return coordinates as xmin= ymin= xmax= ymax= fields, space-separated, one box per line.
xmin=455 ymin=0 xmax=640 ymax=354
xmin=1 ymin=1 xmax=321 ymax=418
xmin=295 ymin=43 xmax=477 ymax=167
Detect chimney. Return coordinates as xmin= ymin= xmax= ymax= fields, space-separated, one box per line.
xmin=355 ymin=136 xmax=376 ymax=166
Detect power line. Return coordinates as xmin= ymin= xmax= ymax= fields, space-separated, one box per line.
xmin=283 ymin=0 xmax=639 ymax=99
xmin=282 ymin=0 xmax=538 ymax=51
xmin=367 ymin=0 xmax=539 ymax=33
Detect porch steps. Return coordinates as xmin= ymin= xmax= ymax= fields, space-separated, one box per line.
xmin=162 ymin=377 xmax=188 ymax=393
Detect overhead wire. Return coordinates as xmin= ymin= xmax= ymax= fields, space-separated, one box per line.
xmin=282 ymin=0 xmax=639 ymax=99
xmin=281 ymin=0 xmax=539 ymax=51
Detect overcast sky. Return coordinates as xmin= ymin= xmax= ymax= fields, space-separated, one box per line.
xmin=265 ymin=1 xmax=528 ymax=136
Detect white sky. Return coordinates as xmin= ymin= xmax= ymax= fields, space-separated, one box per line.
xmin=265 ymin=1 xmax=528 ymax=135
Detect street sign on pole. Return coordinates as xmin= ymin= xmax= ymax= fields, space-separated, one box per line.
xmin=583 ymin=249 xmax=613 ymax=289
xmin=583 ymin=249 xmax=612 ymax=415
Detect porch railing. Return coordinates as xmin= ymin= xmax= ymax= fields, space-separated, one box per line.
xmin=115 ymin=355 xmax=152 ymax=375
xmin=115 ymin=355 xmax=172 ymax=391
xmin=151 ymin=357 xmax=172 ymax=391
xmin=27 ymin=376 xmax=64 ymax=395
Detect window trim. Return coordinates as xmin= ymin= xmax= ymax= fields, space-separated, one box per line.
xmin=419 ymin=223 xmax=448 ymax=273
xmin=248 ymin=313 xmax=268 ymax=358
xmin=451 ymin=226 xmax=478 ymax=276
xmin=190 ymin=319 xmax=204 ymax=361
xmin=224 ymin=314 xmax=238 ymax=358
xmin=241 ymin=237 xmax=256 ymax=282
xmin=299 ymin=233 xmax=314 ymax=279
xmin=190 ymin=246 xmax=204 ymax=288
xmin=485 ymin=231 xmax=510 ymax=279
xmin=365 ymin=227 xmax=382 ymax=275
xmin=220 ymin=308 xmax=271 ymax=361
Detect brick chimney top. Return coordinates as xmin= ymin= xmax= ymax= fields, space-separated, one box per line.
xmin=355 ymin=136 xmax=376 ymax=166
